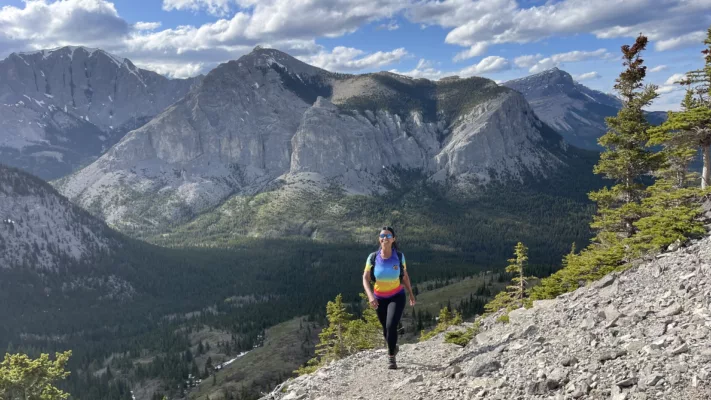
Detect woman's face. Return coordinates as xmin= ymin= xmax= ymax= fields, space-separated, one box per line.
xmin=379 ymin=230 xmax=394 ymax=247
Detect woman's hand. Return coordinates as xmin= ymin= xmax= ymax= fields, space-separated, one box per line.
xmin=409 ymin=296 xmax=416 ymax=307
xmin=369 ymin=296 xmax=379 ymax=309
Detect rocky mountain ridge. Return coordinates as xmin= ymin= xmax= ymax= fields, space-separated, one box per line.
xmin=262 ymin=234 xmax=711 ymax=400
xmin=56 ymin=47 xmax=575 ymax=233
xmin=0 ymin=46 xmax=201 ymax=179
xmin=503 ymin=68 xmax=666 ymax=150
xmin=0 ymin=163 xmax=117 ymax=270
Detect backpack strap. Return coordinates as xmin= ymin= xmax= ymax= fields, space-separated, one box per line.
xmin=369 ymin=251 xmax=378 ymax=282
xmin=397 ymin=251 xmax=405 ymax=282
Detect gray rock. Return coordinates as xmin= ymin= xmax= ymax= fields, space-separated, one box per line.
xmin=443 ymin=365 xmax=461 ymax=378
xmin=669 ymin=343 xmax=689 ymax=355
xmin=616 ymin=376 xmax=638 ymax=387
xmin=599 ymin=349 xmax=627 ymax=363
xmin=466 ymin=360 xmax=502 ymax=377
xmin=561 ymin=356 xmax=579 ymax=367
xmin=659 ymin=303 xmax=683 ymax=317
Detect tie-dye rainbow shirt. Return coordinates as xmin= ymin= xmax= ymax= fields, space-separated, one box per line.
xmin=365 ymin=251 xmax=406 ymax=299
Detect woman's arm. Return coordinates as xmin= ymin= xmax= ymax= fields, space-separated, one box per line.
xmin=363 ymin=270 xmax=378 ymax=308
xmin=402 ymin=270 xmax=416 ymax=306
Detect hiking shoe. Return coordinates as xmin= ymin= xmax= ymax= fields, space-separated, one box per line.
xmin=388 ymin=355 xmax=397 ymax=370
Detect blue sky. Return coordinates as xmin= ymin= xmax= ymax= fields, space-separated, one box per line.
xmin=1 ymin=0 xmax=709 ymax=111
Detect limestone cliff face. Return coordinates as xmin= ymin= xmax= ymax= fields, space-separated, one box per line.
xmin=0 ymin=46 xmax=200 ymax=179
xmin=56 ymin=47 xmax=572 ymax=232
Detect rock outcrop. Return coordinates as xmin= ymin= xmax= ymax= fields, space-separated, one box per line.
xmin=56 ymin=47 xmax=574 ymax=232
xmin=262 ymin=235 xmax=711 ymax=400
xmin=0 ymin=46 xmax=201 ymax=179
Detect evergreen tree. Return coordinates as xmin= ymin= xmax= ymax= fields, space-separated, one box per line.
xmin=342 ymin=294 xmax=383 ymax=354
xmin=419 ymin=306 xmax=462 ymax=341
xmin=484 ymin=242 xmax=534 ymax=315
xmin=650 ymin=29 xmax=711 ymax=189
xmin=314 ymin=294 xmax=352 ymax=363
xmin=592 ymin=34 xmax=660 ymax=240
xmin=0 ymin=351 xmax=72 ymax=400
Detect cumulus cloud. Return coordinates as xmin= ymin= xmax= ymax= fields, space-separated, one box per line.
xmin=574 ymin=71 xmax=601 ymax=81
xmin=518 ymin=49 xmax=612 ymax=73
xmin=656 ymin=31 xmax=707 ymax=51
xmin=300 ymin=47 xmax=408 ymax=72
xmin=389 ymin=59 xmax=446 ymax=80
xmin=0 ymin=0 xmax=130 ymax=53
xmin=459 ymin=56 xmax=510 ymax=76
xmin=653 ymin=73 xmax=689 ymax=95
xmin=406 ymin=0 xmax=711 ymax=55
xmin=514 ymin=54 xmax=542 ymax=68
xmin=649 ymin=65 xmax=668 ymax=73
xmin=133 ymin=21 xmax=162 ymax=31
xmin=664 ymin=73 xmax=688 ymax=86
xmin=392 ymin=56 xmax=511 ymax=81
xmin=162 ymin=0 xmax=233 ymax=16
xmin=376 ymin=20 xmax=400 ymax=31
xmin=0 ymin=0 xmax=416 ymax=77
xmin=134 ymin=61 xmax=206 ymax=78
xmin=452 ymin=42 xmax=488 ymax=62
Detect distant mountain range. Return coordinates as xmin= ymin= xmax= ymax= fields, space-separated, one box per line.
xmin=503 ymin=67 xmax=667 ymax=150
xmin=54 ymin=47 xmax=582 ymax=233
xmin=0 ymin=46 xmax=201 ymax=179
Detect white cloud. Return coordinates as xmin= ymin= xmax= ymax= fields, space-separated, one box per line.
xmin=0 ymin=0 xmax=129 ymax=53
xmin=655 ymin=31 xmax=707 ymax=51
xmin=390 ymin=59 xmax=446 ymax=80
xmin=452 ymin=43 xmax=488 ymax=62
xmin=526 ymin=48 xmax=612 ymax=73
xmin=133 ymin=61 xmax=205 ymax=78
xmin=574 ymin=71 xmax=601 ymax=81
xmin=0 ymin=0 xmax=410 ymax=77
xmin=376 ymin=20 xmax=400 ymax=31
xmin=514 ymin=54 xmax=542 ymax=68
xmin=459 ymin=56 xmax=510 ymax=77
xmin=162 ymin=0 xmax=233 ymax=16
xmin=133 ymin=21 xmax=162 ymax=31
xmin=649 ymin=65 xmax=668 ymax=73
xmin=237 ymin=0 xmax=407 ymax=40
xmin=406 ymin=0 xmax=711 ymax=55
xmin=392 ymin=56 xmax=510 ymax=80
xmin=301 ymin=47 xmax=408 ymax=72
xmin=653 ymin=73 xmax=688 ymax=96
xmin=649 ymin=90 xmax=686 ymax=112
xmin=664 ymin=73 xmax=688 ymax=86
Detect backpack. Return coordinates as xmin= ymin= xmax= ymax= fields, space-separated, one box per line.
xmin=369 ymin=250 xmax=405 ymax=283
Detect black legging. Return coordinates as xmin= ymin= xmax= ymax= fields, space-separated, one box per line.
xmin=376 ymin=290 xmax=406 ymax=356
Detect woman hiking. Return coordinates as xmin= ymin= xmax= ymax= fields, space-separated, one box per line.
xmin=362 ymin=226 xmax=416 ymax=369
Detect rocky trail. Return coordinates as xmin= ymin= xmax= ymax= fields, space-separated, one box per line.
xmin=261 ymin=235 xmax=711 ymax=400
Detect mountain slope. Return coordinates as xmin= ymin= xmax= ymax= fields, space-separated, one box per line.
xmin=0 ymin=46 xmax=201 ymax=179
xmin=503 ymin=68 xmax=666 ymax=150
xmin=56 ymin=47 xmax=575 ymax=233
xmin=0 ymin=163 xmax=117 ymax=270
xmin=261 ymin=235 xmax=711 ymax=400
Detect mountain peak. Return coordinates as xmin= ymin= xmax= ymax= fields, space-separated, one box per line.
xmin=15 ymin=46 xmax=128 ymax=66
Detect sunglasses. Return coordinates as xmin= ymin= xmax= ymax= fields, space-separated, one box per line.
xmin=379 ymin=233 xmax=394 ymax=239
